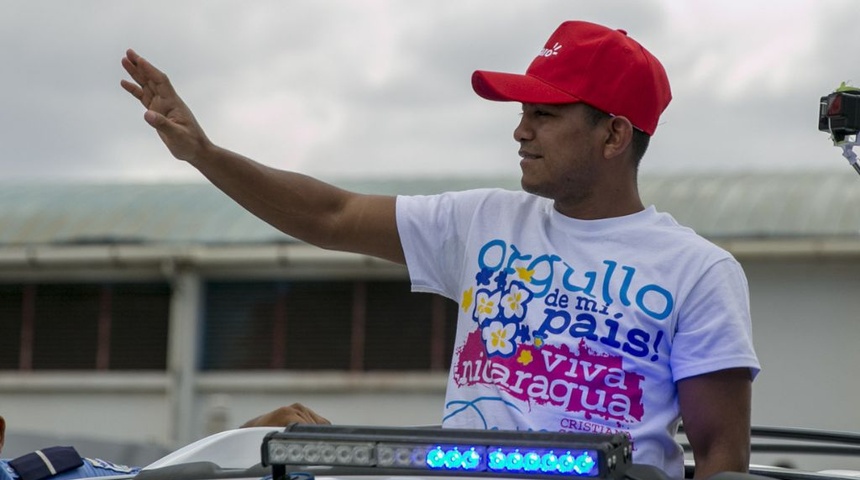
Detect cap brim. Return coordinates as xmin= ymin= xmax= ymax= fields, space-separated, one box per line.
xmin=472 ymin=70 xmax=582 ymax=104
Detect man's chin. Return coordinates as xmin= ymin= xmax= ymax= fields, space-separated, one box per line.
xmin=520 ymin=178 xmax=549 ymax=198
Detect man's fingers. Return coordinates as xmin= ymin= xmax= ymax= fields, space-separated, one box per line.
xmin=132 ymin=54 xmax=175 ymax=95
xmin=309 ymin=411 xmax=332 ymax=425
xmin=289 ymin=404 xmax=331 ymax=425
xmin=121 ymin=55 xmax=148 ymax=90
xmin=122 ymin=49 xmax=177 ymax=103
xmin=143 ymin=110 xmax=182 ymax=140
xmin=125 ymin=48 xmax=141 ymax=63
xmin=295 ymin=404 xmax=331 ymax=424
xmin=120 ymin=79 xmax=142 ymax=100
xmin=121 ymin=55 xmax=155 ymax=108
xmin=143 ymin=110 xmax=181 ymax=136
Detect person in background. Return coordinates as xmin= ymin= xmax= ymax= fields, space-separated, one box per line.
xmin=122 ymin=20 xmax=760 ymax=479
xmin=0 ymin=416 xmax=139 ymax=480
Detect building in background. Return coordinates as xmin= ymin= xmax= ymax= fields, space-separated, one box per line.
xmin=0 ymin=172 xmax=858 ymax=470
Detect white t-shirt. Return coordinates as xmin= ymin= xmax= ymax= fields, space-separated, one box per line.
xmin=396 ymin=189 xmax=760 ymax=478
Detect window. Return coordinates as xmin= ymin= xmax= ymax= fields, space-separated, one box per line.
xmin=203 ymin=281 xmax=353 ymax=370
xmin=0 ymin=285 xmax=24 ymax=370
xmin=202 ymin=280 xmax=458 ymax=372
xmin=108 ymin=284 xmax=171 ymax=370
xmin=0 ymin=283 xmax=170 ymax=371
xmin=364 ymin=282 xmax=457 ymax=371
xmin=32 ymin=284 xmax=101 ymax=369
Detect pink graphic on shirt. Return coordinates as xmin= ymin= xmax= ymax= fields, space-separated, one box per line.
xmin=453 ymin=328 xmax=645 ymax=422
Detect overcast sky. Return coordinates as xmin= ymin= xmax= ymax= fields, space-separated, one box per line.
xmin=1 ymin=0 xmax=858 ymax=183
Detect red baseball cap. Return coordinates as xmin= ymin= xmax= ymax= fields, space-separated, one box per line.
xmin=472 ymin=20 xmax=671 ymax=135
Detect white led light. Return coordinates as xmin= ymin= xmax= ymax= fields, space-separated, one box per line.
xmin=269 ymin=442 xmax=303 ymax=463
xmin=302 ymin=444 xmax=321 ymax=463
xmin=285 ymin=444 xmax=303 ymax=463
xmin=377 ymin=445 xmax=422 ymax=468
xmin=319 ymin=445 xmax=337 ymax=463
xmin=351 ymin=445 xmax=373 ymax=465
xmin=393 ymin=447 xmax=413 ymax=466
xmin=267 ymin=443 xmax=290 ymax=464
xmin=406 ymin=446 xmax=428 ymax=467
xmin=267 ymin=440 xmax=376 ymax=466
xmin=377 ymin=446 xmax=395 ymax=467
xmin=335 ymin=445 xmax=353 ymax=463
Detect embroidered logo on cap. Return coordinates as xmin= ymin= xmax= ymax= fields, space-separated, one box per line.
xmin=538 ymin=42 xmax=562 ymax=58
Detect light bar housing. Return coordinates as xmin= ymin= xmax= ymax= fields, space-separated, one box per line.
xmin=262 ymin=424 xmax=631 ymax=479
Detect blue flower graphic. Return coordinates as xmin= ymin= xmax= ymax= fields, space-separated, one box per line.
xmin=475 ymin=268 xmax=494 ymax=286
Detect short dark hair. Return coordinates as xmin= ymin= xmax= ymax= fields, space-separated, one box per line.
xmin=582 ymin=104 xmax=651 ymax=169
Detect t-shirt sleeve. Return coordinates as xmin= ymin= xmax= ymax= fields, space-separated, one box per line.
xmin=670 ymin=257 xmax=761 ymax=382
xmin=396 ymin=191 xmax=487 ymax=300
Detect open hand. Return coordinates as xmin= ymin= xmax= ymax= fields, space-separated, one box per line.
xmin=121 ymin=49 xmax=212 ymax=163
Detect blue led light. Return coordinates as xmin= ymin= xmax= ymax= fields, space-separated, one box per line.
xmin=505 ymin=450 xmax=524 ymax=469
xmin=541 ymin=452 xmax=559 ymax=472
xmin=573 ymin=453 xmax=596 ymax=475
xmin=462 ymin=449 xmax=481 ymax=470
xmin=488 ymin=449 xmax=506 ymax=470
xmin=443 ymin=449 xmax=463 ymax=468
xmin=523 ymin=452 xmax=542 ymax=471
xmin=426 ymin=447 xmax=483 ymax=471
xmin=426 ymin=447 xmax=446 ymax=468
xmin=558 ymin=453 xmax=576 ymax=473
xmin=429 ymin=445 xmax=598 ymax=476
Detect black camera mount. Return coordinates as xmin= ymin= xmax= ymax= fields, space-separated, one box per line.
xmin=819 ymin=82 xmax=860 ymax=175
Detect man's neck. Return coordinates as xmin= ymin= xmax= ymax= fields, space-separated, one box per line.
xmin=552 ymin=185 xmax=645 ymax=220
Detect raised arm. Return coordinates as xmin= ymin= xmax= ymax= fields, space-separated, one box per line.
xmin=678 ymin=367 xmax=753 ymax=479
xmin=120 ymin=49 xmax=404 ymax=264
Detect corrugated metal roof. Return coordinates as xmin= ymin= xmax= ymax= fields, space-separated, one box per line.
xmin=0 ymin=183 xmax=285 ymax=245
xmin=640 ymin=172 xmax=860 ymax=238
xmin=0 ymin=172 xmax=856 ymax=246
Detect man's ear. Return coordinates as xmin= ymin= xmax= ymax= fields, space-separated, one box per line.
xmin=0 ymin=415 xmax=6 ymax=454
xmin=603 ymin=116 xmax=634 ymax=160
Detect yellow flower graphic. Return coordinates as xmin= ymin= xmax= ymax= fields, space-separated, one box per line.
xmin=516 ymin=267 xmax=535 ymax=282
xmin=491 ymin=329 xmax=509 ymax=348
xmin=517 ymin=349 xmax=533 ymax=366
xmin=461 ymin=287 xmax=474 ymax=312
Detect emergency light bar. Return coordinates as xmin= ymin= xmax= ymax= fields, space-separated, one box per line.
xmin=262 ymin=424 xmax=631 ymax=480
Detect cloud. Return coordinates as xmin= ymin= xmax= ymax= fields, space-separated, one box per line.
xmin=0 ymin=0 xmax=856 ymax=183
